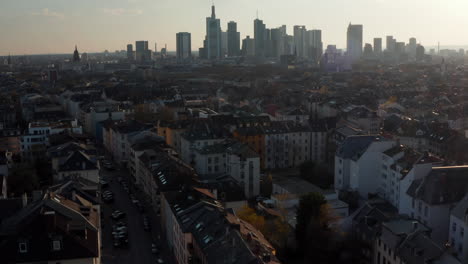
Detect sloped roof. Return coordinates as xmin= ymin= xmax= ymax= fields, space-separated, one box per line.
xmin=407 ymin=166 xmax=468 ymax=205
xmin=336 ymin=135 xmax=384 ymax=160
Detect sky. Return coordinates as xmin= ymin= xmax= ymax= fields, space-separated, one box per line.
xmin=1 ymin=0 xmax=468 ymax=55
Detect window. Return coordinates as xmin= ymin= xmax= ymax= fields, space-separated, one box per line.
xmin=52 ymin=240 xmax=61 ymax=251
xmin=214 ymin=157 xmax=219 ymax=163
xmin=461 ymin=227 xmax=465 ymax=237
xmin=19 ymin=242 xmax=27 ymax=253
xmin=208 ymin=158 xmax=212 ymax=164
xmin=418 ymin=201 xmax=422 ymax=213
xmin=453 ymin=222 xmax=457 ymax=232
xmin=424 ymin=206 xmax=428 ymax=217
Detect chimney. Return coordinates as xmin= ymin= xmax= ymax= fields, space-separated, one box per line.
xmin=412 ymin=221 xmax=418 ymax=231
xmin=22 ymin=193 xmax=28 ymax=207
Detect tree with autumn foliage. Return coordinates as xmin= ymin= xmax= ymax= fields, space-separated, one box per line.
xmin=296 ymin=192 xmax=339 ymax=263
xmin=237 ymin=205 xmax=266 ymax=233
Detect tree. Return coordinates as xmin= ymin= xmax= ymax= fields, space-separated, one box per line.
xmin=237 ymin=205 xmax=266 ymax=233
xmin=7 ymin=163 xmax=40 ymax=197
xmin=295 ymin=192 xmax=339 ymax=263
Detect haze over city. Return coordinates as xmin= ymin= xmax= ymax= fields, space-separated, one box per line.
xmin=1 ymin=0 xmax=468 ymax=55
xmin=3 ymin=1 xmax=468 ymax=264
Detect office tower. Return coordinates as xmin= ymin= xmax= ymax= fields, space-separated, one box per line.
xmin=346 ymin=23 xmax=363 ymax=61
xmin=363 ymin=43 xmax=373 ymax=58
xmin=254 ymin=18 xmax=266 ymax=58
xmin=227 ymin=21 xmax=240 ymax=57
xmin=126 ymin=44 xmax=133 ymax=61
xmin=72 ymin=45 xmax=80 ymax=62
xmin=395 ymin=42 xmax=405 ymax=54
xmin=416 ymin=44 xmax=425 ymax=61
xmin=204 ymin=5 xmax=221 ymax=59
xmin=294 ymin=25 xmax=307 ymax=58
xmin=408 ymin=37 xmax=417 ymax=58
xmin=306 ymin=29 xmax=323 ymax=63
xmin=386 ymin=36 xmax=396 ymax=52
xmin=221 ymin=31 xmax=228 ymax=57
xmin=176 ymin=32 xmax=192 ymax=61
xmin=270 ymin=27 xmax=285 ymax=58
xmin=135 ymin=40 xmax=149 ymax=62
xmin=242 ymin=36 xmax=255 ymax=57
xmin=373 ymin=38 xmax=382 ymax=54
xmin=283 ymin=35 xmax=294 ymax=56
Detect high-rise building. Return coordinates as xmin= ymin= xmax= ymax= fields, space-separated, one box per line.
xmin=363 ymin=43 xmax=373 ymax=58
xmin=306 ymin=29 xmax=323 ymax=63
xmin=126 ymin=44 xmax=134 ymax=61
xmin=135 ymin=40 xmax=149 ymax=62
xmin=346 ymin=23 xmax=363 ymax=61
xmin=204 ymin=5 xmax=221 ymax=59
xmin=293 ymin=25 xmax=307 ymax=58
xmin=176 ymin=32 xmax=191 ymax=62
xmin=242 ymin=36 xmax=255 ymax=57
xmin=221 ymin=31 xmax=228 ymax=57
xmin=416 ymin=44 xmax=425 ymax=61
xmin=373 ymin=38 xmax=382 ymax=54
xmin=395 ymin=42 xmax=405 ymax=54
xmin=386 ymin=36 xmax=396 ymax=52
xmin=254 ymin=19 xmax=266 ymax=58
xmin=227 ymin=21 xmax=240 ymax=57
xmin=270 ymin=27 xmax=285 ymax=58
xmin=408 ymin=37 xmax=417 ymax=58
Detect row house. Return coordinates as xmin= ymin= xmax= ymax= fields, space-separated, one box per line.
xmin=405 ymin=166 xmax=468 ymax=245
xmin=102 ymin=120 xmax=153 ymax=165
xmin=234 ymin=121 xmax=328 ymax=170
xmin=179 ymin=121 xmax=227 ymax=166
xmin=0 ymin=191 xmax=101 ymax=264
xmin=161 ymin=188 xmax=280 ymax=264
xmin=192 ymin=139 xmax=261 ymax=198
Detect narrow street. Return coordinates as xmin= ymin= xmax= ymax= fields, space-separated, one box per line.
xmin=100 ymin=167 xmax=172 ymax=264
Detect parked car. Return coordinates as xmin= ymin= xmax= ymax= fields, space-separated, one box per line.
xmin=151 ymin=243 xmax=159 ymax=255
xmin=112 ymin=210 xmax=126 ymax=220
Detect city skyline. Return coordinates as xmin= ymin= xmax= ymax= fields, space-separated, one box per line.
xmin=2 ymin=0 xmax=468 ymax=55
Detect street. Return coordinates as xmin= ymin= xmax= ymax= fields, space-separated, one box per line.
xmin=100 ymin=167 xmax=172 ymax=264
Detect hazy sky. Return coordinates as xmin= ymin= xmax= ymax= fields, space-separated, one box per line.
xmin=1 ymin=0 xmax=468 ymax=55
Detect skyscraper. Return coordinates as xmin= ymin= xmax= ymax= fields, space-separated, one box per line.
xmin=135 ymin=40 xmax=149 ymax=63
xmin=221 ymin=31 xmax=228 ymax=57
xmin=126 ymin=44 xmax=133 ymax=61
xmin=408 ymin=37 xmax=417 ymax=58
xmin=373 ymin=38 xmax=382 ymax=54
xmin=346 ymin=23 xmax=363 ymax=61
xmin=363 ymin=43 xmax=373 ymax=58
xmin=270 ymin=27 xmax=285 ymax=58
xmin=293 ymin=25 xmax=307 ymax=58
xmin=416 ymin=44 xmax=425 ymax=61
xmin=254 ymin=18 xmax=266 ymax=58
xmin=386 ymin=36 xmax=396 ymax=52
xmin=307 ymin=29 xmax=323 ymax=63
xmin=242 ymin=36 xmax=255 ymax=57
xmin=176 ymin=32 xmax=191 ymax=62
xmin=227 ymin=21 xmax=240 ymax=57
xmin=204 ymin=5 xmax=221 ymax=60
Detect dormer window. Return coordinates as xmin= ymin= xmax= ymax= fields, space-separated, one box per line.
xmin=52 ymin=240 xmax=62 ymax=251
xmin=18 ymin=242 xmax=28 ymax=253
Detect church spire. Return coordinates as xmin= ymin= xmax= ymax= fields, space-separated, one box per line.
xmin=73 ymin=45 xmax=80 ymax=62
